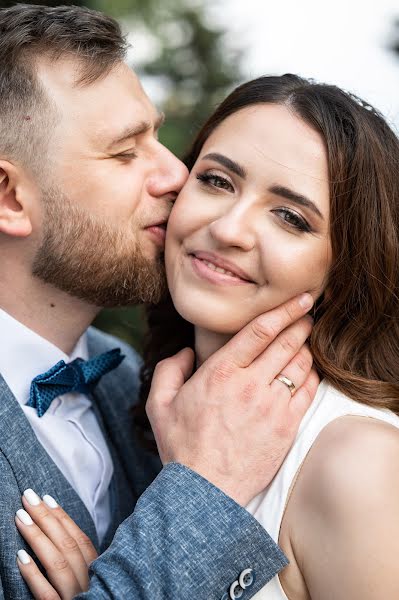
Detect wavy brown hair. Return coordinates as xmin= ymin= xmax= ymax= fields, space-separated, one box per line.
xmin=135 ymin=74 xmax=399 ymax=449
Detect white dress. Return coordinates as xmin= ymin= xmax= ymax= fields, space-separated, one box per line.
xmin=245 ymin=379 xmax=399 ymax=599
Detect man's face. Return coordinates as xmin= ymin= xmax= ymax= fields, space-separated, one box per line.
xmin=32 ymin=58 xmax=188 ymax=306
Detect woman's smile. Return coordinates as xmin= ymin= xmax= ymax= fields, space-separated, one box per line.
xmin=189 ymin=250 xmax=256 ymax=286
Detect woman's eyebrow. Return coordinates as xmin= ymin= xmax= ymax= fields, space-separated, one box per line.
xmin=269 ymin=184 xmax=324 ymax=220
xmin=202 ymin=152 xmax=247 ymax=179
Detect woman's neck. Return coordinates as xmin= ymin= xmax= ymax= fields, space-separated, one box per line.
xmin=195 ymin=326 xmax=233 ymax=367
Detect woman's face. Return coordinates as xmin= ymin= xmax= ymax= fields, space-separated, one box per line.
xmin=165 ymin=103 xmax=332 ymax=334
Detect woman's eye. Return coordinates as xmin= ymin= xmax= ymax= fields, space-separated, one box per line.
xmin=273 ymin=208 xmax=312 ymax=233
xmin=196 ymin=172 xmax=234 ymax=192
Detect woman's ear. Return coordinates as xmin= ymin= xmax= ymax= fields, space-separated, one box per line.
xmin=0 ymin=160 xmax=34 ymax=237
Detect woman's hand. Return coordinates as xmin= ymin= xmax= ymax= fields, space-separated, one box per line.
xmin=15 ymin=489 xmax=98 ymax=600
xmin=147 ymin=293 xmax=318 ymax=506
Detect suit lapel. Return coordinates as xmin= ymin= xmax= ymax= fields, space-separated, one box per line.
xmin=0 ymin=375 xmax=100 ymax=550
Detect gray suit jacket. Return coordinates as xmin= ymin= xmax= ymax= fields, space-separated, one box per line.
xmin=0 ymin=327 xmax=287 ymax=599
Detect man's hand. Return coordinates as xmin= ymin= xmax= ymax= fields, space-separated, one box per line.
xmin=146 ymin=293 xmax=318 ymax=506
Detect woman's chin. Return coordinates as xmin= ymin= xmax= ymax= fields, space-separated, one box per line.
xmin=174 ymin=303 xmax=244 ymax=336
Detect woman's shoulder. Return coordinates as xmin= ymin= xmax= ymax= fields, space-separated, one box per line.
xmin=281 ymin=411 xmax=399 ymax=598
xmin=295 ymin=413 xmax=399 ymax=515
xmin=279 ymin=412 xmax=399 ymax=598
xmin=288 ymin=381 xmax=399 ymax=480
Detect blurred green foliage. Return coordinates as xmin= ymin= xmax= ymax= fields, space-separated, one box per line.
xmin=2 ymin=0 xmax=243 ymax=351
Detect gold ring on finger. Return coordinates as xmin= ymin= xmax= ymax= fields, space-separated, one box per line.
xmin=275 ymin=374 xmax=296 ymax=397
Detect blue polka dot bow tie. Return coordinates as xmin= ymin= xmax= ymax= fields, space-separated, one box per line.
xmin=27 ymin=348 xmax=125 ymax=417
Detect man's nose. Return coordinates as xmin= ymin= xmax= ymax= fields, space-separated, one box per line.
xmin=147 ymin=144 xmax=189 ymax=198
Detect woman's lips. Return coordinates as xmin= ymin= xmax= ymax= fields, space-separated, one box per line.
xmin=192 ymin=250 xmax=254 ymax=281
xmin=190 ymin=255 xmax=254 ymax=286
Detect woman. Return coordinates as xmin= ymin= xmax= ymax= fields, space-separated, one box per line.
xmin=15 ymin=74 xmax=399 ymax=599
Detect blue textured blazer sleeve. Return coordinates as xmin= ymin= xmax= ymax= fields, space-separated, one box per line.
xmin=76 ymin=463 xmax=287 ymax=600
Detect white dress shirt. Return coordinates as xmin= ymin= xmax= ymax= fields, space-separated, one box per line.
xmin=0 ymin=308 xmax=113 ymax=542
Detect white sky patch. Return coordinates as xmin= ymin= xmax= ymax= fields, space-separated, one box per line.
xmin=210 ymin=0 xmax=399 ymax=130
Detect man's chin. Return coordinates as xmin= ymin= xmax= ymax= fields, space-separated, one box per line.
xmin=99 ymin=283 xmax=169 ymax=308
xmin=33 ymin=260 xmax=168 ymax=308
xmin=32 ymin=193 xmax=168 ymax=308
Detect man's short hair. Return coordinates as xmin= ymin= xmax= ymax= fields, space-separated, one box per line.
xmin=0 ymin=4 xmax=127 ymax=173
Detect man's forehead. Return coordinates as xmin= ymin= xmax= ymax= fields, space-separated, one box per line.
xmin=90 ymin=110 xmax=164 ymax=149
xmin=37 ymin=56 xmax=160 ymax=144
xmin=38 ymin=58 xmax=141 ymax=99
xmin=36 ymin=54 xmax=78 ymax=87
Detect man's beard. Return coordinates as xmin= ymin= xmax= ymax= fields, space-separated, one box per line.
xmin=32 ymin=187 xmax=167 ymax=307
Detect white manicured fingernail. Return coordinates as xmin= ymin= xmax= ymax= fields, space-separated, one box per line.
xmin=17 ymin=549 xmax=31 ymax=565
xmin=16 ymin=509 xmax=33 ymax=526
xmin=43 ymin=494 xmax=58 ymax=509
xmin=23 ymin=489 xmax=40 ymax=506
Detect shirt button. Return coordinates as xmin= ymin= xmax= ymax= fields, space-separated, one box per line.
xmin=239 ymin=567 xmax=254 ymax=589
xmin=229 ymin=580 xmax=244 ymax=599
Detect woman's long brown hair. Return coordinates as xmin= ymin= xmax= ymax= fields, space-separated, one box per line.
xmin=135 ymin=74 xmax=399 ymax=449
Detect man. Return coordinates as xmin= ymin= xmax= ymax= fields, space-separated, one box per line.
xmin=0 ymin=4 xmax=317 ymax=599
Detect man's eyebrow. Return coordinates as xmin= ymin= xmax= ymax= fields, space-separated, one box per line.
xmin=107 ymin=112 xmax=165 ymax=149
xmin=269 ymin=184 xmax=324 ymax=220
xmin=202 ymin=152 xmax=247 ymax=179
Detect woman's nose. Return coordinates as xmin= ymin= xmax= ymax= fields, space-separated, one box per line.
xmin=209 ymin=209 xmax=256 ymax=251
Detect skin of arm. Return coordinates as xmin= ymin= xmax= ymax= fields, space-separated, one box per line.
xmin=281 ymin=415 xmax=399 ymax=599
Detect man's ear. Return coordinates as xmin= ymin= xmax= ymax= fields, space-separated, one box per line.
xmin=0 ymin=160 xmax=34 ymax=237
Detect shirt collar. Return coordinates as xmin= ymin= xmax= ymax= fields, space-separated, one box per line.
xmin=0 ymin=308 xmax=88 ymax=406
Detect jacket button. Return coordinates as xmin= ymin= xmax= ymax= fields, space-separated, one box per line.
xmin=239 ymin=567 xmax=254 ymax=589
xmin=229 ymin=580 xmax=244 ymax=599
